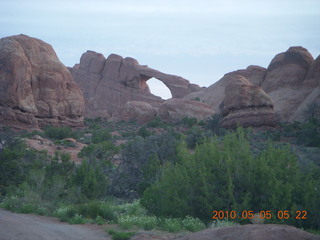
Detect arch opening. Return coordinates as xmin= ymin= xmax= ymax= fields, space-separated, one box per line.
xmin=147 ymin=77 xmax=172 ymax=100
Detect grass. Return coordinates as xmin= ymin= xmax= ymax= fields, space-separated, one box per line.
xmin=106 ymin=229 xmax=136 ymax=240
xmin=0 ymin=196 xmax=206 ymax=233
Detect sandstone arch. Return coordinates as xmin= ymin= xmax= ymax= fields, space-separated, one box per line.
xmin=71 ymin=51 xmax=201 ymax=118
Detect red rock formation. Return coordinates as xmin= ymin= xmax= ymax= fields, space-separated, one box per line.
xmin=111 ymin=101 xmax=157 ymax=124
xmin=71 ymin=51 xmax=201 ymax=119
xmin=291 ymin=55 xmax=320 ymax=121
xmin=0 ymin=35 xmax=84 ymax=129
xmin=220 ymin=76 xmax=277 ymax=128
xmin=185 ymin=46 xmax=320 ymax=123
xmin=157 ymin=99 xmax=214 ymax=123
xmin=185 ymin=66 xmax=267 ymax=113
xmin=261 ymin=47 xmax=315 ymax=121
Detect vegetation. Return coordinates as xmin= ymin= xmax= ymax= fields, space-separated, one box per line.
xmin=0 ymin=116 xmax=319 ymax=234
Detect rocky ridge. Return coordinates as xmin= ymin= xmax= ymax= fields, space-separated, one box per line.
xmin=0 ymin=34 xmax=319 ymax=129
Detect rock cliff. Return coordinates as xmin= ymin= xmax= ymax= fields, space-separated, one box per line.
xmin=0 ymin=35 xmax=85 ymax=129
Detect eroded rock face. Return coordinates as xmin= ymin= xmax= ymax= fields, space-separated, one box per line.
xmin=71 ymin=51 xmax=201 ymax=119
xmin=261 ymin=47 xmax=316 ymax=121
xmin=291 ymin=55 xmax=320 ymax=121
xmin=0 ymin=34 xmax=85 ymax=129
xmin=157 ymin=99 xmax=215 ymax=123
xmin=221 ymin=76 xmax=277 ymax=128
xmin=111 ymin=101 xmax=157 ymax=124
xmin=262 ymin=47 xmax=314 ymax=92
xmin=185 ymin=47 xmax=320 ymax=123
xmin=184 ymin=66 xmax=267 ymax=113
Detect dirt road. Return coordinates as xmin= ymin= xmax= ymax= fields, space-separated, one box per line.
xmin=0 ymin=208 xmax=110 ymax=240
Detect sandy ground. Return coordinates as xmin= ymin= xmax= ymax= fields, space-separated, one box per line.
xmin=0 ymin=209 xmax=110 ymax=240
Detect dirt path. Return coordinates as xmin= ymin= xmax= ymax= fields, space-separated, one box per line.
xmin=0 ymin=208 xmax=110 ymax=240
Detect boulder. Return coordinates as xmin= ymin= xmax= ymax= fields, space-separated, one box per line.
xmin=157 ymin=99 xmax=214 ymax=123
xmin=71 ymin=51 xmax=201 ymax=119
xmin=184 ymin=66 xmax=267 ymax=113
xmin=0 ymin=34 xmax=84 ymax=129
xmin=221 ymin=77 xmax=276 ymax=128
xmin=111 ymin=101 xmax=157 ymax=124
xmin=176 ymin=224 xmax=320 ymax=240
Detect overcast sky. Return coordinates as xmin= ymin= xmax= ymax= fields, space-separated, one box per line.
xmin=1 ymin=0 xmax=320 ymax=99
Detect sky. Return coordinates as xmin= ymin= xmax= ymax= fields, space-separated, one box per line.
xmin=1 ymin=0 xmax=320 ymax=99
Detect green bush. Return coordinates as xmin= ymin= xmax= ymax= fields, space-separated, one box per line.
xmin=159 ymin=218 xmax=183 ymax=233
xmin=146 ymin=117 xmax=165 ymax=128
xmin=117 ymin=215 xmax=158 ymax=230
xmin=137 ymin=126 xmax=152 ymax=138
xmin=181 ymin=216 xmax=205 ymax=232
xmin=205 ymin=114 xmax=225 ymax=136
xmin=92 ymin=129 xmax=112 ymax=144
xmin=56 ymin=201 xmax=116 ymax=223
xmin=181 ymin=117 xmax=198 ymax=127
xmin=44 ymin=126 xmax=76 ymax=140
xmin=78 ymin=141 xmax=119 ymax=162
xmin=68 ymin=213 xmax=86 ymax=224
xmin=106 ymin=229 xmax=135 ymax=240
xmin=141 ymin=128 xmax=319 ymax=230
xmin=109 ymin=133 xmax=179 ymax=198
xmin=77 ymin=201 xmax=116 ymax=221
xmin=72 ymin=159 xmax=109 ymax=200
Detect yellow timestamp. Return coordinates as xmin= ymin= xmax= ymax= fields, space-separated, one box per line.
xmin=212 ymin=210 xmax=308 ymax=220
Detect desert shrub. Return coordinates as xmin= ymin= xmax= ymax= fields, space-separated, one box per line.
xmin=141 ymin=128 xmax=319 ymax=229
xmin=296 ymin=121 xmax=320 ymax=147
xmin=0 ymin=139 xmax=49 ymax=196
xmin=115 ymin=200 xmax=147 ymax=216
xmin=159 ymin=218 xmax=183 ymax=233
xmin=56 ymin=201 xmax=116 ymax=223
xmin=137 ymin=126 xmax=152 ymax=138
xmin=78 ymin=141 xmax=119 ymax=162
xmin=106 ymin=229 xmax=135 ymax=240
xmin=76 ymin=201 xmax=116 ymax=220
xmin=181 ymin=117 xmax=198 ymax=127
xmin=181 ymin=216 xmax=205 ymax=232
xmin=304 ymin=103 xmax=320 ymax=123
xmin=210 ymin=219 xmax=238 ymax=228
xmin=68 ymin=213 xmax=86 ymax=224
xmin=44 ymin=126 xmax=76 ymax=140
xmin=72 ymin=159 xmax=109 ymax=200
xmin=146 ymin=117 xmax=165 ymax=128
xmin=205 ymin=114 xmax=225 ymax=136
xmin=118 ymin=215 xmax=157 ymax=230
xmin=185 ymin=126 xmax=207 ymax=149
xmin=92 ymin=129 xmax=112 ymax=144
xmin=109 ymin=132 xmax=180 ymax=198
